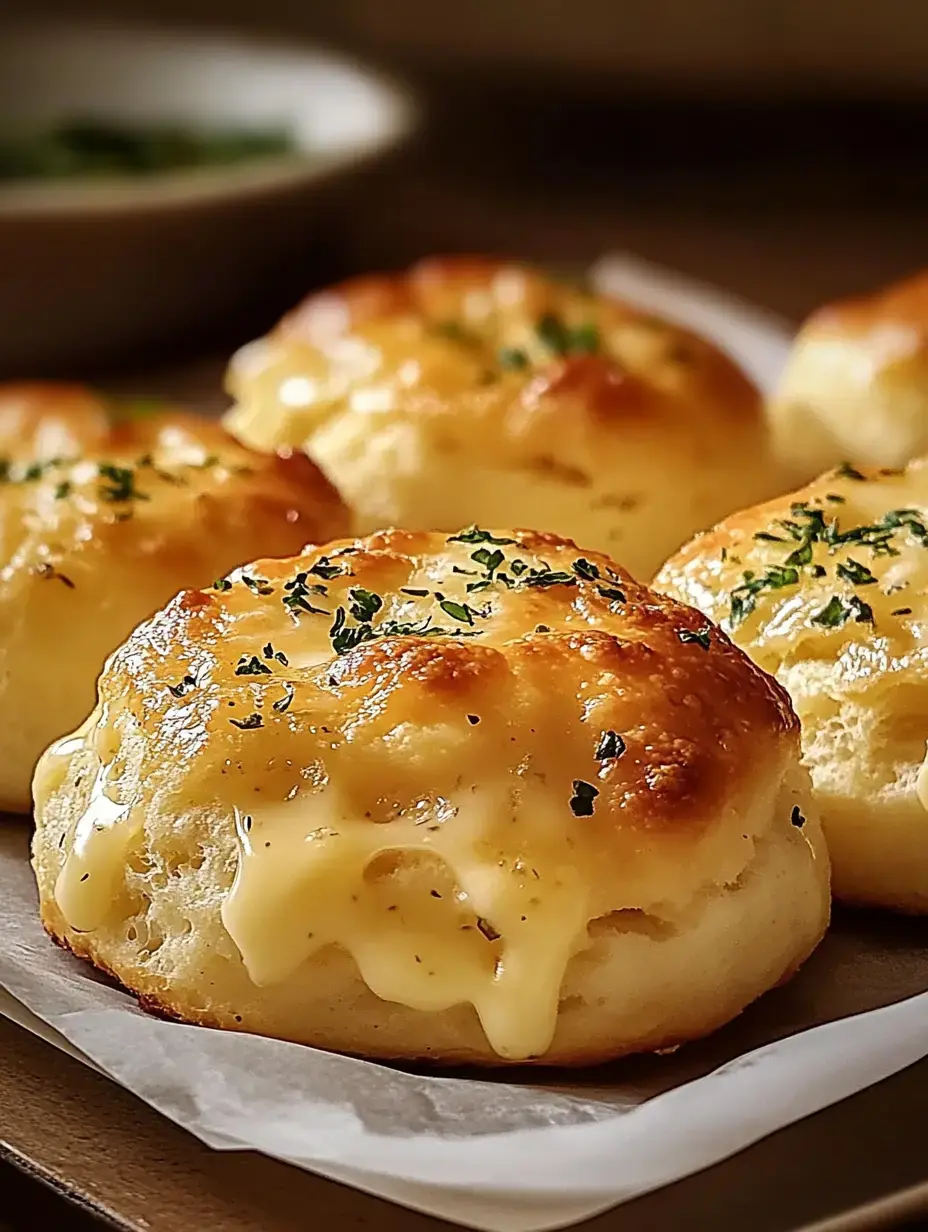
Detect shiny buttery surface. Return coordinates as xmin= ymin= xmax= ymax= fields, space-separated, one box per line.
xmin=656 ymin=458 xmax=928 ymax=910
xmin=0 ymin=382 xmax=348 ymax=811
xmin=225 ymin=257 xmax=775 ymax=579
xmin=34 ymin=528 xmax=828 ymax=1063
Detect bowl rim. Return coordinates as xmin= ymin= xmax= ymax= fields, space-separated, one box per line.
xmin=0 ymin=17 xmax=418 ymax=218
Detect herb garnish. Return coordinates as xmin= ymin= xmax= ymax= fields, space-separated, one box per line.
xmin=569 ymin=780 xmax=599 ymax=817
xmin=378 ymin=617 xmax=477 ymax=639
xmin=595 ymin=730 xmax=626 ymax=761
xmin=535 ymin=313 xmax=600 ymax=355
xmin=55 ymin=481 xmax=72 ymax=499
xmin=835 ymin=462 xmax=866 ymax=481
xmin=472 ymin=547 xmax=505 ymax=573
xmin=476 ymin=917 xmax=501 ymax=942
xmin=283 ymin=571 xmax=328 ymax=616
xmin=168 ymin=674 xmax=197 ymax=698
xmin=810 ymin=594 xmax=874 ymax=628
xmin=212 ymin=578 xmax=232 ymax=592
xmin=98 ymin=462 xmax=148 ymax=504
xmin=836 ymin=558 xmax=877 ymax=586
xmin=790 ymin=806 xmax=806 ymax=828
xmin=308 ymin=556 xmax=346 ymax=581
xmin=730 ymin=566 xmax=799 ymax=626
xmin=572 ymin=558 xmax=600 ymax=580
xmin=230 ymin=713 xmax=263 ymax=730
xmin=348 ymin=587 xmax=383 ymax=623
xmin=597 ymin=585 xmax=626 ymax=609
xmin=498 ymin=347 xmax=529 ymax=370
xmin=522 ymin=569 xmax=576 ymax=588
xmin=36 ymin=563 xmax=75 ymax=588
xmin=678 ymin=627 xmax=712 ymax=650
xmin=439 ymin=598 xmax=480 ymax=625
xmin=235 ymin=654 xmax=272 ymax=676
xmin=241 ymin=575 xmax=274 ymax=596
xmin=262 ymin=642 xmax=288 ymax=665
xmin=273 ymin=683 xmax=295 ymax=714
xmin=449 ymin=527 xmax=516 ymax=546
xmin=329 ymin=607 xmax=375 ymax=655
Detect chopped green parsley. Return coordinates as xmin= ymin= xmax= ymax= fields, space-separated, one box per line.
xmin=448 ymin=527 xmax=516 ymax=546
xmin=678 ymin=627 xmax=712 ymax=650
xmin=272 ymin=683 xmax=295 ymax=714
xmin=595 ymin=730 xmax=626 ymax=761
xmin=569 ymin=779 xmax=599 ymax=817
xmin=498 ymin=347 xmax=529 ymax=370
xmin=348 ymin=587 xmax=383 ymax=623
xmin=572 ymin=558 xmax=600 ymax=580
xmin=810 ymin=594 xmax=874 ymax=628
xmin=235 ymin=654 xmax=272 ymax=676
xmin=836 ymin=558 xmax=877 ymax=586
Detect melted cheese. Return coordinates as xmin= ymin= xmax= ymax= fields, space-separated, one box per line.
xmin=54 ymin=758 xmax=592 ymax=1059
xmin=222 ymin=786 xmax=590 ymax=1059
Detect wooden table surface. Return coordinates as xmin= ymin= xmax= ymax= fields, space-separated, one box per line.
xmin=2 ymin=91 xmax=928 ymax=1230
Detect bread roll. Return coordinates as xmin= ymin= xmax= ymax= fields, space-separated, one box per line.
xmin=0 ymin=383 xmax=348 ymax=812
xmin=224 ymin=257 xmax=777 ymax=579
xmin=33 ymin=527 xmax=829 ymax=1065
xmin=770 ymin=269 xmax=928 ymax=477
xmin=655 ymin=458 xmax=928 ymax=912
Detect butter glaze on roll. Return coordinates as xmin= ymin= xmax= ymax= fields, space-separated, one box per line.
xmin=33 ymin=528 xmax=829 ymax=1065
xmin=224 ymin=257 xmax=777 ymax=579
xmin=770 ymin=269 xmax=928 ymax=477
xmin=0 ymin=383 xmax=348 ymax=812
xmin=655 ymin=458 xmax=928 ymax=913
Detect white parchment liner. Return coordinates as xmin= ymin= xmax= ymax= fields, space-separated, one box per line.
xmin=0 ymin=256 xmax=926 ymax=1231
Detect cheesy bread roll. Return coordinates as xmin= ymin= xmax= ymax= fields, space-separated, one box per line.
xmin=656 ymin=458 xmax=928 ymax=913
xmin=770 ymin=269 xmax=928 ymax=477
xmin=0 ymin=382 xmax=348 ymax=812
xmin=224 ymin=257 xmax=776 ymax=579
xmin=33 ymin=527 xmax=829 ymax=1065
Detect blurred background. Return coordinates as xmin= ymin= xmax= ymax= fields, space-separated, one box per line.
xmin=2 ymin=0 xmax=927 ymax=378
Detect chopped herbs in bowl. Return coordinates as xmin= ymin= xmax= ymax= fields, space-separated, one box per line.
xmin=0 ymin=121 xmax=297 ymax=183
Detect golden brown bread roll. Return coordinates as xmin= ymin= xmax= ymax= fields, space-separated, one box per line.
xmin=33 ymin=527 xmax=829 ymax=1065
xmin=224 ymin=257 xmax=778 ymax=579
xmin=0 ymin=382 xmax=348 ymax=812
xmin=655 ymin=458 xmax=928 ymax=913
xmin=770 ymin=269 xmax=928 ymax=477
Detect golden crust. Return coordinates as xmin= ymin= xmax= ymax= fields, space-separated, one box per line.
xmin=33 ymin=527 xmax=829 ymax=1064
xmin=0 ymin=383 xmax=349 ymax=812
xmin=224 ymin=257 xmax=776 ymax=579
xmin=87 ymin=527 xmax=799 ymax=839
xmin=655 ymin=458 xmax=928 ymax=911
xmin=769 ymin=269 xmax=928 ymax=475
xmin=807 ymin=269 xmax=928 ymax=338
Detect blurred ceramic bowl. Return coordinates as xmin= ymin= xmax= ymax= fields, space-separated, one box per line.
xmin=0 ymin=20 xmax=415 ymax=374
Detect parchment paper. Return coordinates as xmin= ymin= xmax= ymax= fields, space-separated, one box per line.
xmin=1 ymin=256 xmax=926 ymax=1232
